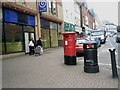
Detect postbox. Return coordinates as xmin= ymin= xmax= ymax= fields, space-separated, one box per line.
xmin=62 ymin=32 xmax=76 ymax=65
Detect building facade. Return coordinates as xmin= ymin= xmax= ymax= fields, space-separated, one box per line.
xmin=62 ymin=0 xmax=75 ymax=32
xmin=73 ymin=1 xmax=82 ymax=34
xmin=39 ymin=0 xmax=64 ymax=48
xmin=62 ymin=0 xmax=82 ymax=34
xmin=1 ymin=0 xmax=64 ymax=55
xmin=81 ymin=2 xmax=96 ymax=34
xmin=81 ymin=1 xmax=88 ymax=34
xmin=1 ymin=1 xmax=37 ymax=54
xmin=87 ymin=9 xmax=95 ymax=32
xmin=81 ymin=2 xmax=88 ymax=28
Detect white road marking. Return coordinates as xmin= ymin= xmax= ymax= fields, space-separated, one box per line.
xmin=98 ymin=63 xmax=111 ymax=66
xmin=99 ymin=63 xmax=120 ymax=69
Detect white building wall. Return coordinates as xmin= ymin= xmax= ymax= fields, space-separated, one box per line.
xmin=62 ymin=0 xmax=74 ymax=24
xmin=62 ymin=0 xmax=82 ymax=33
xmin=73 ymin=2 xmax=82 ymax=33
xmin=73 ymin=2 xmax=81 ymax=27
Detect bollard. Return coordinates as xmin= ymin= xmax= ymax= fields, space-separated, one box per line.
xmin=109 ymin=48 xmax=118 ymax=78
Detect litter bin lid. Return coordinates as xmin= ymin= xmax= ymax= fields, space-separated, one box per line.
xmin=83 ymin=42 xmax=97 ymax=49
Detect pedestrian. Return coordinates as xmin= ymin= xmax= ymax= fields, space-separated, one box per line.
xmin=34 ymin=40 xmax=37 ymax=48
xmin=37 ymin=38 xmax=42 ymax=47
xmin=80 ymin=32 xmax=84 ymax=38
xmin=29 ymin=38 xmax=34 ymax=55
xmin=95 ymin=38 xmax=101 ymax=47
xmin=36 ymin=38 xmax=43 ymax=54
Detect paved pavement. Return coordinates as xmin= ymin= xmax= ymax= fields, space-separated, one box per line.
xmin=2 ymin=47 xmax=118 ymax=88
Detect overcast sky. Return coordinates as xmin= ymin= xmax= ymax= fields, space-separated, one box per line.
xmin=86 ymin=0 xmax=119 ymax=25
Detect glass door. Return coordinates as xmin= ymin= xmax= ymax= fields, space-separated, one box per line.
xmin=24 ymin=32 xmax=35 ymax=53
xmin=24 ymin=26 xmax=35 ymax=53
xmin=30 ymin=33 xmax=35 ymax=40
xmin=24 ymin=32 xmax=29 ymax=53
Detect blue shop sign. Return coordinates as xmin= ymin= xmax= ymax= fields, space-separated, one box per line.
xmin=4 ymin=9 xmax=35 ymax=26
xmin=39 ymin=0 xmax=47 ymax=12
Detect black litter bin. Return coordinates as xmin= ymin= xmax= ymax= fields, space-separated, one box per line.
xmin=83 ymin=43 xmax=99 ymax=73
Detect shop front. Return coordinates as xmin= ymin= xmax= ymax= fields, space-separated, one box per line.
xmin=2 ymin=8 xmax=35 ymax=54
xmin=40 ymin=18 xmax=59 ymax=48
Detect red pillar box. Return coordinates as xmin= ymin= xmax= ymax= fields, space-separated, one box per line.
xmin=62 ymin=32 xmax=76 ymax=65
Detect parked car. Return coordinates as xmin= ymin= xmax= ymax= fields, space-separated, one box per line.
xmin=76 ymin=38 xmax=91 ymax=56
xmin=90 ymin=30 xmax=107 ymax=44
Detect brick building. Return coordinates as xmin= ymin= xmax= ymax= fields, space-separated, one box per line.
xmin=87 ymin=9 xmax=95 ymax=30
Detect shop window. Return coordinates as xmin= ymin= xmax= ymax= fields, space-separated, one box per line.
xmin=41 ymin=28 xmax=50 ymax=48
xmin=5 ymin=23 xmax=24 ymax=53
xmin=48 ymin=0 xmax=57 ymax=16
xmin=53 ymin=0 xmax=56 ymax=15
xmin=1 ymin=24 xmax=5 ymax=54
xmin=24 ymin=26 xmax=34 ymax=32
xmin=17 ymin=12 xmax=28 ymax=24
xmin=2 ymin=33 xmax=5 ymax=54
xmin=50 ymin=29 xmax=58 ymax=47
xmin=41 ymin=18 xmax=50 ymax=29
xmin=4 ymin=9 xmax=35 ymax=26
xmin=50 ymin=22 xmax=58 ymax=47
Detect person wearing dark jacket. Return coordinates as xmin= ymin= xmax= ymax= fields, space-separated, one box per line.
xmin=37 ymin=38 xmax=42 ymax=47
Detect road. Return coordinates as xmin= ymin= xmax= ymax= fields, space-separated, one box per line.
xmin=108 ymin=36 xmax=120 ymax=67
xmin=109 ymin=36 xmax=118 ymax=54
xmin=77 ymin=36 xmax=118 ymax=65
xmin=97 ymin=36 xmax=118 ymax=66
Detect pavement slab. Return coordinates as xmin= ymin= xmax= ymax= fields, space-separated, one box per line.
xmin=2 ymin=47 xmax=118 ymax=88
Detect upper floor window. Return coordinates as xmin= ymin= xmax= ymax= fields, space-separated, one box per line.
xmin=65 ymin=10 xmax=68 ymax=18
xmin=48 ymin=0 xmax=57 ymax=16
xmin=48 ymin=0 xmax=52 ymax=15
xmin=16 ymin=0 xmax=25 ymax=5
xmin=53 ymin=0 xmax=56 ymax=15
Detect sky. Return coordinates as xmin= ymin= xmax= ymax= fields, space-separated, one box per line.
xmin=86 ymin=0 xmax=119 ymax=25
